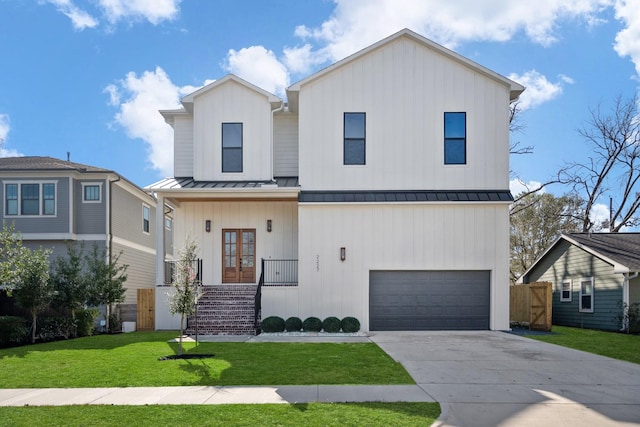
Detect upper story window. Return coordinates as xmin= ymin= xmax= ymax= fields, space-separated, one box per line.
xmin=82 ymin=183 xmax=101 ymax=203
xmin=444 ymin=112 xmax=466 ymax=165
xmin=142 ymin=204 xmax=150 ymax=234
xmin=4 ymin=182 xmax=56 ymax=216
xmin=222 ymin=122 xmax=243 ymax=173
xmin=560 ymin=279 xmax=572 ymax=302
xmin=579 ymin=277 xmax=594 ymax=313
xmin=344 ymin=113 xmax=366 ymax=165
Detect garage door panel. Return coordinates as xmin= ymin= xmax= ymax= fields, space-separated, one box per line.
xmin=370 ymin=270 xmax=490 ymax=331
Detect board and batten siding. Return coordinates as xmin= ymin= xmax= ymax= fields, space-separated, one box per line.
xmin=265 ymin=203 xmax=510 ymax=332
xmin=525 ymin=240 xmax=623 ymax=331
xmin=273 ymin=112 xmax=299 ymax=177
xmin=173 ymin=115 xmax=194 ymax=177
xmin=74 ymin=179 xmax=106 ymax=234
xmin=193 ymin=80 xmax=273 ymax=181
xmin=297 ymin=36 xmax=511 ymax=191
xmin=173 ymin=200 xmax=298 ymax=287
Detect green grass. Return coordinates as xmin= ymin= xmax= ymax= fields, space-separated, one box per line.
xmin=527 ymin=326 xmax=640 ymax=364
xmin=0 ymin=331 xmax=413 ymax=388
xmin=0 ymin=403 xmax=440 ymax=426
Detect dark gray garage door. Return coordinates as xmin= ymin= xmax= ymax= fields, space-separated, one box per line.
xmin=369 ymin=270 xmax=490 ymax=330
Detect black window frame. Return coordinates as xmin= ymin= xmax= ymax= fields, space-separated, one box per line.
xmin=343 ymin=112 xmax=366 ymax=165
xmin=222 ymin=122 xmax=243 ymax=173
xmin=83 ymin=184 xmax=101 ymax=202
xmin=444 ymin=112 xmax=467 ymax=165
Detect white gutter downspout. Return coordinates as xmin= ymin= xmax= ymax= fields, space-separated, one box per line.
xmin=622 ymin=272 xmax=638 ymax=331
xmin=270 ymin=102 xmax=285 ymax=181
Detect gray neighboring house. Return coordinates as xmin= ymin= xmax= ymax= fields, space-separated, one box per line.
xmin=0 ymin=156 xmax=170 ymax=329
xmin=520 ymin=232 xmax=640 ymax=331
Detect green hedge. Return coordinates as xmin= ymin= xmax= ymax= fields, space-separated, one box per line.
xmin=341 ymin=316 xmax=361 ymax=333
xmin=322 ymin=316 xmax=341 ymax=333
xmin=285 ymin=316 xmax=302 ymax=332
xmin=302 ymin=316 xmax=322 ymax=332
xmin=261 ymin=316 xmax=285 ymax=333
xmin=0 ymin=316 xmax=29 ymax=346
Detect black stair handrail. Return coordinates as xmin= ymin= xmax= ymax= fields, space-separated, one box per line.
xmin=254 ymin=258 xmax=264 ymax=334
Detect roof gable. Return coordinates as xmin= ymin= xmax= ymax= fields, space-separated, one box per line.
xmin=181 ymin=74 xmax=281 ymax=108
xmin=286 ymin=28 xmax=524 ymax=112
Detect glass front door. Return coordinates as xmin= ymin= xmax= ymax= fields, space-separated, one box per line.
xmin=222 ymin=229 xmax=256 ymax=283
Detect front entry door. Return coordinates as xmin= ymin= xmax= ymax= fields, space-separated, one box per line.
xmin=222 ymin=229 xmax=256 ymax=283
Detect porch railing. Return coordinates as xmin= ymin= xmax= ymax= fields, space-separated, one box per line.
xmin=163 ymin=258 xmax=202 ymax=285
xmin=262 ymin=259 xmax=298 ymax=286
xmin=255 ymin=262 xmax=264 ymax=333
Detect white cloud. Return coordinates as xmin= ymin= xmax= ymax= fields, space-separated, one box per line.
xmin=105 ymin=67 xmax=186 ymax=176
xmin=46 ymin=0 xmax=98 ymax=30
xmin=613 ymin=0 xmax=640 ymax=79
xmin=223 ymin=46 xmax=289 ymax=96
xmin=97 ymin=0 xmax=181 ymax=25
xmin=0 ymin=114 xmax=9 ymax=142
xmin=283 ymin=44 xmax=328 ymax=75
xmin=508 ymin=70 xmax=565 ymax=110
xmin=590 ymin=203 xmax=611 ymax=230
xmin=286 ymin=0 xmax=612 ymax=73
xmin=510 ymin=178 xmax=546 ymax=197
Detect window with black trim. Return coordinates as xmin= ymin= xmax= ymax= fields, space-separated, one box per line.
xmin=142 ymin=204 xmax=150 ymax=234
xmin=4 ymin=182 xmax=56 ymax=216
xmin=560 ymin=280 xmax=572 ymax=302
xmin=222 ymin=122 xmax=243 ymax=172
xmin=344 ymin=112 xmax=366 ymax=165
xmin=579 ymin=277 xmax=594 ymax=313
xmin=82 ymin=183 xmax=101 ymax=203
xmin=444 ymin=112 xmax=466 ymax=164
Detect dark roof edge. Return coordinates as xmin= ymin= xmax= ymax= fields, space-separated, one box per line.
xmin=299 ymin=190 xmax=513 ymax=203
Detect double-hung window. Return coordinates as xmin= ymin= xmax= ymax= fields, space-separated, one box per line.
xmin=444 ymin=112 xmax=466 ymax=164
xmin=560 ymin=280 xmax=572 ymax=302
xmin=344 ymin=112 xmax=366 ymax=165
xmin=4 ymin=182 xmax=56 ymax=216
xmin=579 ymin=277 xmax=594 ymax=313
xmin=142 ymin=204 xmax=150 ymax=234
xmin=222 ymin=123 xmax=243 ymax=173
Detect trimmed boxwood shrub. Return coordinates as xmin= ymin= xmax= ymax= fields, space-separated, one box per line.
xmin=322 ymin=316 xmax=341 ymax=333
xmin=261 ymin=316 xmax=285 ymax=333
xmin=341 ymin=316 xmax=360 ymax=333
xmin=285 ymin=316 xmax=302 ymax=332
xmin=302 ymin=316 xmax=322 ymax=332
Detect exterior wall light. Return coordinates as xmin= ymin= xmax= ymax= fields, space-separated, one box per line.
xmin=340 ymin=247 xmax=346 ymax=261
xmin=205 ymin=220 xmax=211 ymax=233
xmin=267 ymin=219 xmax=272 ymax=232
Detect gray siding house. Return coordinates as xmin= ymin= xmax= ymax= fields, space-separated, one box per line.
xmin=521 ymin=233 xmax=640 ymax=331
xmin=0 ymin=156 xmax=166 ymax=328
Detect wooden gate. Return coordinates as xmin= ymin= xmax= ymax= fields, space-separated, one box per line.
xmin=510 ymin=282 xmax=552 ymax=331
xmin=137 ymin=288 xmax=155 ymax=331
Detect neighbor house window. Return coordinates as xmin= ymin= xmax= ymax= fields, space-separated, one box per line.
xmin=579 ymin=277 xmax=594 ymax=313
xmin=344 ymin=112 xmax=366 ymax=165
xmin=142 ymin=204 xmax=150 ymax=233
xmin=165 ymin=217 xmax=172 ymax=230
xmin=4 ymin=182 xmax=56 ymax=216
xmin=222 ymin=122 xmax=243 ymax=172
xmin=560 ymin=280 xmax=572 ymax=302
xmin=82 ymin=183 xmax=101 ymax=202
xmin=444 ymin=112 xmax=466 ymax=164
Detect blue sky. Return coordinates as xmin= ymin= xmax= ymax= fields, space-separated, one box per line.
xmin=1 ymin=1 xmax=639 ymax=216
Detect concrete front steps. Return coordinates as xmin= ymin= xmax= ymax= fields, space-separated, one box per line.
xmin=186 ymin=285 xmax=258 ymax=335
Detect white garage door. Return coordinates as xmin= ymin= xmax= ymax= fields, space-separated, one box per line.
xmin=369 ymin=270 xmax=490 ymax=330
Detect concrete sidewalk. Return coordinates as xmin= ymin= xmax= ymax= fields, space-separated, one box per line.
xmin=0 ymin=385 xmax=434 ymax=406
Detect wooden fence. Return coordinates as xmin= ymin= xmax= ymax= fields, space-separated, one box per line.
xmin=510 ymin=282 xmax=553 ymax=331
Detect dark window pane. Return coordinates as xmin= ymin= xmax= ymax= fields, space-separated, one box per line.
xmin=445 ymin=139 xmax=465 ymax=164
xmin=222 ymin=123 xmax=243 ymax=148
xmin=445 ymin=112 xmax=466 ymax=138
xmin=223 ymin=148 xmax=243 ymax=172
xmin=5 ymin=184 xmax=17 ymax=215
xmin=344 ymin=113 xmax=365 ymax=138
xmin=581 ymin=295 xmax=592 ymax=310
xmin=345 ymin=139 xmax=366 ymax=165
xmin=43 ymin=183 xmax=55 ymax=215
xmin=84 ymin=185 xmax=100 ymax=201
xmin=21 ymin=184 xmax=39 ymax=215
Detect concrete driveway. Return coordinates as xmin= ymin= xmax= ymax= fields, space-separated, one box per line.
xmin=370 ymin=331 xmax=640 ymax=427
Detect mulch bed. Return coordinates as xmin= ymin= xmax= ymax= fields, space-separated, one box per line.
xmin=158 ymin=354 xmax=215 ymax=361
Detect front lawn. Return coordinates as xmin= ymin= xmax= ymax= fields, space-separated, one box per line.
xmin=0 ymin=403 xmax=441 ymax=426
xmin=0 ymin=331 xmax=414 ymax=388
xmin=527 ymin=326 xmax=640 ymax=364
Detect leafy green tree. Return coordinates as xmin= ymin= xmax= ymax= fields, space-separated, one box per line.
xmin=0 ymin=222 xmax=27 ymax=289
xmin=510 ymin=192 xmax=583 ymax=283
xmin=85 ymin=244 xmax=128 ymax=333
xmin=50 ymin=242 xmax=88 ymax=336
xmin=168 ymin=238 xmax=201 ymax=355
xmin=12 ymin=247 xmax=54 ymax=343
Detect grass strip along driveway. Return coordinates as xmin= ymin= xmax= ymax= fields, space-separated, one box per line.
xmin=527 ymin=325 xmax=640 ymax=365
xmin=0 ymin=331 xmax=413 ymax=388
xmin=0 ymin=332 xmax=440 ymax=426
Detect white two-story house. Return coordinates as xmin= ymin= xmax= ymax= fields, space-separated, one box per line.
xmin=149 ymin=28 xmax=524 ymax=333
